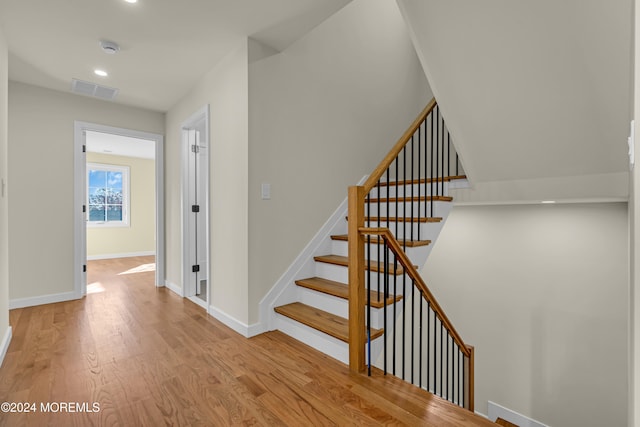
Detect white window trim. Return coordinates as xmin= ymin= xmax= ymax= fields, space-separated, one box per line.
xmin=87 ymin=163 xmax=130 ymax=228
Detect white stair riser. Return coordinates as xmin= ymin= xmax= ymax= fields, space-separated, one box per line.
xmin=274 ymin=313 xmax=386 ymax=365
xmin=314 ymin=261 xmax=422 ymax=293
xmin=298 ymin=286 xmax=388 ymax=330
xmin=331 ymin=240 xmax=430 ymax=263
xmin=368 ymin=183 xmax=449 ymax=198
xmin=274 ymin=314 xmax=349 ymax=364
xmin=360 ymin=221 xmax=441 ymax=240
xmin=365 ymin=201 xmax=448 ymax=218
xmin=298 ymin=286 xmax=348 ymax=319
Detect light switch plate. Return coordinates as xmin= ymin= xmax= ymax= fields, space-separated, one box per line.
xmin=261 ymin=183 xmax=271 ymax=200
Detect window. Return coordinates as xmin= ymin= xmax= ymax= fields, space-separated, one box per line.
xmin=87 ymin=163 xmax=129 ymax=227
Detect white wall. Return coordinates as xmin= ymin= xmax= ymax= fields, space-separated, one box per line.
xmin=7 ymin=82 xmax=164 ymax=302
xmin=86 ymin=152 xmax=155 ymax=258
xmin=0 ymin=25 xmax=10 ymax=361
xmin=424 ymin=203 xmax=628 ymax=427
xmin=248 ymin=0 xmax=431 ymax=324
xmin=165 ymin=40 xmax=249 ymax=324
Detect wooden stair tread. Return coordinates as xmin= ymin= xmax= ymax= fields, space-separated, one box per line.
xmin=274 ymin=302 xmax=384 ymax=342
xmin=314 ymin=254 xmax=410 ymax=275
xmin=377 ymin=175 xmax=467 ymax=187
xmin=367 ymin=195 xmax=453 ymax=203
xmin=295 ymin=277 xmax=402 ymax=308
xmin=495 ymin=418 xmax=519 ymax=427
xmin=331 ymin=234 xmax=431 ymax=247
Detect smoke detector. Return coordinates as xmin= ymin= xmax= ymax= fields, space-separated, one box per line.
xmin=99 ymin=40 xmax=120 ymax=54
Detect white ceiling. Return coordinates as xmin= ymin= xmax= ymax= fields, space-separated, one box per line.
xmin=398 ymin=0 xmax=633 ymax=183
xmin=86 ymin=131 xmax=155 ymax=159
xmin=0 ymin=0 xmax=351 ymax=112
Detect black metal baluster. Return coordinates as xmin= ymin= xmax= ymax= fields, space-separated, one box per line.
xmin=417 ymin=125 xmax=421 ymax=241
xmin=432 ymin=299 xmax=436 ymax=393
xmin=425 ymin=112 xmax=430 ymax=218
xmin=447 ymin=130 xmax=451 ymax=179
xmin=431 ymin=107 xmax=436 ymax=217
xmin=442 ymin=111 xmax=445 ymax=196
xmin=410 ymin=135 xmax=414 ymax=243
xmin=427 ymin=301 xmax=431 ymax=392
xmin=440 ymin=321 xmax=444 ymax=397
xmin=383 ymin=239 xmax=388 ymax=375
xmin=366 ymin=195 xmax=372 ymax=376
xmin=410 ymin=279 xmax=415 ymax=384
xmin=419 ymin=293 xmax=423 ymax=388
xmin=403 ymin=146 xmax=407 ymax=251
xmin=377 ymin=181 xmax=381 ymax=300
xmin=393 ymin=160 xmax=399 ymax=377
xmin=445 ymin=334 xmax=449 ymax=400
xmin=436 ymin=107 xmax=440 ymax=197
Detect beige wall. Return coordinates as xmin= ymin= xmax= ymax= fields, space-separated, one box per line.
xmin=165 ymin=40 xmax=249 ymax=323
xmin=632 ymin=2 xmax=639 ymax=425
xmin=247 ymin=0 xmax=430 ymax=324
xmin=8 ymin=82 xmax=164 ymax=301
xmin=425 ymin=203 xmax=628 ymax=427
xmin=0 ymin=26 xmax=9 ymax=347
xmin=86 ymin=152 xmax=155 ymax=258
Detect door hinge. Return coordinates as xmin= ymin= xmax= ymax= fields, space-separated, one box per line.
xmin=191 ymin=205 xmax=200 ymax=213
xmin=83 ymin=265 xmax=86 ymax=273
xmin=192 ymin=265 xmax=200 ymax=273
xmin=82 ymin=145 xmax=86 ymax=153
xmin=191 ymin=144 xmax=200 ymax=153
xmin=82 ymin=205 xmax=86 ymax=213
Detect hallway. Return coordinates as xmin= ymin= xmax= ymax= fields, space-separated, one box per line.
xmin=0 ymin=257 xmax=494 ymax=426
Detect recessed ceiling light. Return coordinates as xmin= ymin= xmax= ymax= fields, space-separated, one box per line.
xmin=94 ymin=69 xmax=108 ymax=77
xmin=124 ymin=0 xmax=138 ymax=3
xmin=541 ymin=200 xmax=556 ymax=204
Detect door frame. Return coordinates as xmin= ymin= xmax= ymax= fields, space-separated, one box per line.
xmin=74 ymin=121 xmax=165 ymax=297
xmin=181 ymin=105 xmax=210 ymax=309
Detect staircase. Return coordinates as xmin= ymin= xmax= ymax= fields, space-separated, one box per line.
xmin=268 ymin=98 xmax=475 ymax=411
xmin=273 ymin=179 xmax=459 ymax=359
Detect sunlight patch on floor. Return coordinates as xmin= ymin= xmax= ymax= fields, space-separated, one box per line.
xmin=118 ymin=263 xmax=156 ymax=275
xmin=87 ymin=282 xmax=105 ymax=294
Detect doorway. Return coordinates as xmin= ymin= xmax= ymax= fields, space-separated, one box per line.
xmin=182 ymin=105 xmax=210 ymax=310
xmin=74 ymin=122 xmax=165 ymax=297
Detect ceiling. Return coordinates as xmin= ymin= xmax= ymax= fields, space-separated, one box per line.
xmin=86 ymin=131 xmax=155 ymax=159
xmin=0 ymin=0 xmax=351 ymax=112
xmin=398 ymin=0 xmax=633 ymax=184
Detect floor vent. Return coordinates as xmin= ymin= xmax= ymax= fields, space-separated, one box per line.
xmin=71 ymin=78 xmax=119 ymax=101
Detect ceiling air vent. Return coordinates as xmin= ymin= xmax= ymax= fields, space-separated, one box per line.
xmin=71 ymin=78 xmax=119 ymax=101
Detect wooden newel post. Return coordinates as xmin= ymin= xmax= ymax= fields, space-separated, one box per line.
xmin=348 ymin=186 xmax=366 ymax=373
xmin=464 ymin=345 xmax=475 ymax=412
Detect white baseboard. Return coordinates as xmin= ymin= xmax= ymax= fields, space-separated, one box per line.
xmin=488 ymin=401 xmax=550 ymax=427
xmin=87 ymin=251 xmax=155 ymax=261
xmin=9 ymin=291 xmax=78 ymax=309
xmin=0 ymin=326 xmax=12 ymax=367
xmin=164 ymin=281 xmax=183 ymax=297
xmin=209 ymin=305 xmax=261 ymax=338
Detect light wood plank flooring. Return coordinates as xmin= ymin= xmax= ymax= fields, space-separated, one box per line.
xmin=0 ymin=256 xmax=495 ymax=426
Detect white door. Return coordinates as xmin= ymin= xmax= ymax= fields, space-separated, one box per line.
xmin=182 ymin=106 xmax=210 ymax=309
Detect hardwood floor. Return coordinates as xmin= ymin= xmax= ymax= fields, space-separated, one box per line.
xmin=0 ymin=256 xmax=495 ymax=426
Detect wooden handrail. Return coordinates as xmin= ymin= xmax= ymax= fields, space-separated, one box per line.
xmin=358 ymin=227 xmax=471 ymax=357
xmin=348 ymin=98 xmax=472 ymax=409
xmin=363 ymin=98 xmax=437 ymax=193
